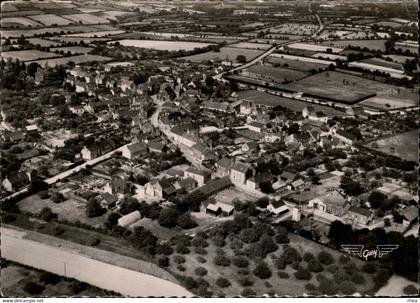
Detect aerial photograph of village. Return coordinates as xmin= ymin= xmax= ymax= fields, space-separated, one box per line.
xmin=0 ymin=0 xmax=418 ymax=299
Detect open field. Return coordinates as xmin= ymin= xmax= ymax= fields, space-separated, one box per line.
xmin=28 ymin=38 xmax=62 ymax=47
xmin=1 ymin=17 xmax=42 ymax=28
xmin=361 ymin=96 xmax=418 ymax=111
xmin=311 ymin=53 xmax=347 ymax=61
xmin=114 ymin=39 xmax=212 ymax=51
xmin=62 ymin=13 xmax=110 ymax=25
xmin=384 ymin=54 xmax=416 ymax=64
xmin=64 ymin=30 xmax=125 ymax=38
xmin=323 ymin=40 xmax=387 ymax=51
xmin=243 ymin=65 xmax=310 ymax=83
xmin=230 ymin=42 xmax=272 ymax=50
xmin=28 ymin=54 xmax=113 ymax=67
xmin=367 ymin=130 xmax=418 ymax=162
xmin=348 ymin=62 xmax=406 ymax=79
xmin=361 ymin=58 xmax=403 ymax=70
xmin=181 ymin=47 xmax=264 ymax=63
xmin=28 ymin=14 xmax=74 ymax=26
xmin=287 ymin=43 xmax=343 ymax=53
xmin=264 ymin=34 xmax=306 ymax=40
xmin=98 ymin=11 xmax=137 ymax=21
xmin=1 ymin=50 xmax=59 ymax=62
xmin=284 ymin=71 xmax=417 ymax=104
xmin=267 ymin=54 xmax=332 ymax=72
xmin=49 ymin=37 xmax=111 ymax=43
xmin=250 ymin=38 xmax=290 ymax=45
xmin=50 ymin=46 xmax=93 ymax=55
xmin=18 ymin=194 xmax=108 ymax=228
xmin=236 ymin=90 xmax=348 ymax=117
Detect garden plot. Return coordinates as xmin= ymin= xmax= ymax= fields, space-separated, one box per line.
xmin=1 ymin=50 xmax=59 ymax=62
xmin=28 ymin=38 xmax=62 ymax=47
xmin=62 ymin=13 xmax=110 ymax=25
xmin=1 ymin=17 xmax=42 ymax=28
xmin=182 ymin=47 xmax=264 ymax=63
xmin=28 ymin=14 xmax=74 ymax=26
xmin=287 ymin=43 xmax=343 ymax=53
xmin=230 ymin=42 xmax=272 ymax=50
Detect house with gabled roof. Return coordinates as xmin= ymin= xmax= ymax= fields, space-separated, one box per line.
xmin=309 ymin=190 xmax=350 ymax=217
xmin=216 ymin=157 xmax=233 ymax=177
xmin=267 ymin=199 xmax=289 ymax=215
xmin=121 ymin=142 xmax=148 ymax=160
xmin=2 ymin=173 xmax=30 ymax=192
xmin=144 ymin=179 xmax=176 ymax=199
xmin=230 ymin=161 xmax=251 ymax=185
xmin=184 ymin=167 xmax=211 ymax=187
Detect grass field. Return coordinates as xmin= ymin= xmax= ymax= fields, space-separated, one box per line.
xmin=18 ymin=194 xmax=108 ymax=228
xmin=323 ymin=40 xmax=387 ymax=51
xmin=287 ymin=72 xmax=379 ymax=103
xmin=50 ymin=46 xmax=93 ymax=55
xmin=28 ymin=38 xmax=62 ymax=47
xmin=360 ymin=58 xmax=403 ymax=70
xmin=1 ymin=50 xmax=59 ymax=62
xmin=28 ymin=14 xmax=74 ymax=26
xmin=244 ymin=65 xmax=310 ymax=83
xmin=367 ymin=130 xmax=418 ymax=162
xmin=64 ymin=30 xmax=126 ymax=38
xmin=114 ymin=39 xmax=212 ymax=51
xmin=236 ymin=90 xmax=347 ymax=116
xmin=266 ymin=54 xmax=331 ymax=72
xmin=29 ymin=54 xmax=113 ymax=67
xmin=288 ymin=43 xmax=343 ymax=53
xmin=181 ymin=47 xmax=264 ymax=63
xmin=62 ymin=13 xmax=110 ymax=25
xmin=268 ymin=23 xmax=317 ymax=35
xmin=1 ymin=17 xmax=42 ymax=28
xmin=361 ymin=96 xmax=418 ymax=111
xmin=230 ymin=42 xmax=272 ymax=50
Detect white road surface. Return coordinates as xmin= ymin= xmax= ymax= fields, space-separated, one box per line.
xmin=1 ymin=227 xmax=192 ymax=297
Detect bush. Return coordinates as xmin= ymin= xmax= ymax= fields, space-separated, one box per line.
xmin=316 ymin=273 xmax=328 ymax=282
xmin=277 ymin=271 xmax=289 ymax=279
xmin=307 ymin=260 xmax=324 ymax=273
xmin=362 ymin=263 xmax=377 ymax=274
xmin=333 ymin=270 xmax=351 ymax=284
xmin=87 ymin=236 xmax=100 ymax=246
xmin=215 ymin=248 xmax=225 ymax=255
xmin=192 ymin=236 xmax=209 ymax=248
xmin=256 ymin=197 xmax=269 ymax=208
xmin=195 ymin=277 xmax=209 ymax=288
xmin=326 ymin=264 xmax=339 ymax=273
xmin=214 ymin=255 xmax=231 ymax=267
xmin=241 ymin=288 xmax=256 ymax=297
xmin=174 ymin=255 xmax=186 ymax=264
xmin=39 ymin=272 xmax=60 ymax=285
xmin=86 ymin=198 xmax=106 ymax=218
xmin=303 ymin=252 xmax=316 ymax=263
xmin=284 ymin=246 xmax=300 ymax=264
xmin=24 ymin=281 xmax=45 ymax=295
xmin=176 ymin=244 xmax=190 ymax=254
xmin=38 ymin=190 xmax=50 ymax=199
xmin=51 ymin=192 xmax=65 ymax=203
xmin=318 ymin=281 xmax=338 ymax=295
xmin=305 ymin=283 xmax=317 ymax=292
xmin=373 ymin=269 xmax=392 ymax=287
xmin=2 ymin=213 xmax=16 ymax=223
xmin=196 ymin=256 xmax=207 ymax=264
xmin=177 ymin=265 xmax=186 ymax=272
xmin=253 ymin=261 xmax=272 ymax=279
xmin=274 ymin=256 xmax=286 ymax=270
xmin=238 ymin=276 xmax=254 ymax=287
xmin=38 ymin=207 xmax=56 ymax=222
xmin=343 ymin=261 xmax=358 ymax=275
xmin=294 ymin=268 xmax=312 ymax=280
xmin=194 ymin=267 xmax=208 ymax=276
xmin=403 ymin=285 xmax=418 ymax=295
xmin=318 ymin=251 xmax=334 ymax=265
xmin=339 ymin=281 xmax=357 ymax=295
xmin=194 ymin=247 xmax=208 ymax=255
xmin=51 ymin=226 xmax=64 ymax=236
xmin=232 ymin=256 xmax=249 ymax=268
xmin=68 ymin=281 xmax=87 ymax=294
xmin=183 ymin=276 xmax=196 ymax=290
xmin=156 ymin=243 xmax=174 ymax=256
xmin=158 ymin=256 xmax=170 ymax=267
xmin=215 ymin=277 xmax=231 ymax=288
xmin=212 ymin=235 xmax=226 ymax=247
xmin=274 ymin=233 xmax=290 ymax=244
xmin=351 ymin=273 xmax=365 ymax=285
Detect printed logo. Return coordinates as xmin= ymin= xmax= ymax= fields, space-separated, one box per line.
xmin=341 ymin=244 xmax=399 ymax=261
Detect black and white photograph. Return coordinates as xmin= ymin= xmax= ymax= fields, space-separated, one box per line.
xmin=0 ymin=0 xmax=418 ymax=300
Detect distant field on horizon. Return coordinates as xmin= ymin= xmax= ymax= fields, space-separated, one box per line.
xmin=113 ymin=39 xmax=212 ymax=51
xmin=181 ymin=47 xmax=264 ymax=63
